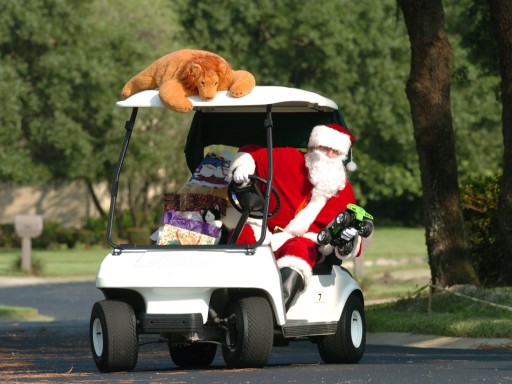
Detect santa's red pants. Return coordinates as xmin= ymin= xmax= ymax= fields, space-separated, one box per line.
xmin=235 ymin=226 xmax=318 ymax=269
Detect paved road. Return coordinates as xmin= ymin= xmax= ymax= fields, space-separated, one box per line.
xmin=1 ymin=321 xmax=511 ymax=384
xmin=0 ymin=280 xmax=103 ymax=321
xmin=1 ymin=281 xmax=512 ymax=383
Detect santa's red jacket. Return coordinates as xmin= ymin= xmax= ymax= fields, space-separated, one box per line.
xmin=231 ymin=145 xmax=360 ymax=284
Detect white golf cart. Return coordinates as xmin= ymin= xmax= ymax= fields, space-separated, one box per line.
xmin=89 ymin=86 xmax=366 ymax=372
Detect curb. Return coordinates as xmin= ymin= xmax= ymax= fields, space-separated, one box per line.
xmin=367 ymin=332 xmax=512 ymax=350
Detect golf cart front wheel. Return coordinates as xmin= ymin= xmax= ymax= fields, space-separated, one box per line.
xmin=317 ymin=293 xmax=366 ymax=364
xmin=222 ymin=296 xmax=273 ymax=368
xmin=89 ymin=300 xmax=138 ymax=372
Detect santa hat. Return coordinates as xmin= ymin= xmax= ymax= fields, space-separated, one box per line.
xmin=308 ymin=123 xmax=357 ymax=171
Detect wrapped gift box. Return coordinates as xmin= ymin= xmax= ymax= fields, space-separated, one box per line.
xmin=163 ymin=193 xmax=227 ymax=216
xmin=157 ymin=224 xmax=217 ymax=245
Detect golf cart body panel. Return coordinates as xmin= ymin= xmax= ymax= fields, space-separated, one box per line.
xmin=96 ymin=246 xmax=286 ymax=324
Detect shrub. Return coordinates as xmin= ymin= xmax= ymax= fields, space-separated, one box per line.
xmin=55 ymin=228 xmax=82 ymax=249
xmin=0 ymin=224 xmax=20 ymax=248
xmin=32 ymin=221 xmax=62 ymax=249
xmin=460 ymin=173 xmax=502 ymax=286
xmin=13 ymin=255 xmax=45 ymax=276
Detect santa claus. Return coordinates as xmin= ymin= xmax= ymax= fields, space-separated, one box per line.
xmin=229 ymin=123 xmax=362 ymax=310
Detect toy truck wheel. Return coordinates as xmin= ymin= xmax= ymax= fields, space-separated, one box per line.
xmin=90 ymin=300 xmax=138 ymax=372
xmin=169 ymin=343 xmax=217 ymax=368
xmin=222 ymin=296 xmax=273 ymax=368
xmin=337 ymin=240 xmax=354 ymax=256
xmin=317 ymin=228 xmax=332 ymax=245
xmin=358 ymin=219 xmax=374 ymax=238
xmin=317 ymin=293 xmax=366 ymax=364
xmin=336 ymin=211 xmax=353 ymax=227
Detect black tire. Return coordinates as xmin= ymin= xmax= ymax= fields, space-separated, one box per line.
xmin=89 ymin=300 xmax=138 ymax=372
xmin=358 ymin=219 xmax=374 ymax=238
xmin=336 ymin=211 xmax=353 ymax=227
xmin=317 ymin=228 xmax=332 ymax=245
xmin=337 ymin=240 xmax=354 ymax=255
xmin=317 ymin=293 xmax=366 ymax=364
xmin=169 ymin=343 xmax=217 ymax=368
xmin=221 ymin=296 xmax=273 ymax=368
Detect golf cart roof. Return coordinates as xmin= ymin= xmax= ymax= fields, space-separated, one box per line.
xmin=116 ymin=85 xmax=347 ymax=173
xmin=116 ymin=86 xmax=339 ymax=113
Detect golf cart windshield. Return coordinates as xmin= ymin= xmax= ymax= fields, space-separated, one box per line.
xmin=110 ymin=86 xmax=346 ymax=252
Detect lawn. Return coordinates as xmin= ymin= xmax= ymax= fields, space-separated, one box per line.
xmin=0 ymin=246 xmax=108 ymax=278
xmin=344 ymin=226 xmax=431 ymax=301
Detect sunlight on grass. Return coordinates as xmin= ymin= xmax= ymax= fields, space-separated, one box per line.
xmin=0 ymin=247 xmax=108 ymax=277
xmin=0 ymin=305 xmax=53 ymax=322
xmin=364 ymin=227 xmax=427 ymax=261
xmin=366 ymin=287 xmax=512 ymax=338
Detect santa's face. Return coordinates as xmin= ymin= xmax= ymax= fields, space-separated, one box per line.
xmin=305 ymin=148 xmax=347 ymax=199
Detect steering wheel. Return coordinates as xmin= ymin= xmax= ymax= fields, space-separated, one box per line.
xmin=227 ymin=175 xmax=281 ymax=219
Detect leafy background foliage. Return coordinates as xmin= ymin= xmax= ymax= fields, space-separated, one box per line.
xmin=0 ymin=0 xmax=502 ymax=227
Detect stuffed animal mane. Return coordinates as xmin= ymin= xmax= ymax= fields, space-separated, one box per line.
xmin=178 ymin=54 xmax=234 ymax=95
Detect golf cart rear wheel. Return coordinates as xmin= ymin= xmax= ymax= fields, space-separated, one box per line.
xmin=169 ymin=343 xmax=217 ymax=368
xmin=89 ymin=300 xmax=138 ymax=372
xmin=222 ymin=296 xmax=273 ymax=368
xmin=317 ymin=293 xmax=365 ymax=364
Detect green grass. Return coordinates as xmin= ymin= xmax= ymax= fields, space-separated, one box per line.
xmin=0 ymin=246 xmax=109 ymax=277
xmin=364 ymin=227 xmax=428 ymax=260
xmin=366 ymin=286 xmax=512 ymax=339
xmin=345 ymin=226 xmax=431 ymax=301
xmin=0 ymin=305 xmax=53 ymax=322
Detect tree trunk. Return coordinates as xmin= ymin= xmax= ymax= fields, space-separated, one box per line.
xmin=488 ymin=0 xmax=512 ymax=285
xmin=398 ymin=0 xmax=479 ymax=286
xmin=85 ymin=180 xmax=106 ymax=218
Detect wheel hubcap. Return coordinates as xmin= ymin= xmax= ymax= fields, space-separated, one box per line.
xmin=225 ymin=314 xmax=238 ymax=351
xmin=92 ymin=318 xmax=104 ymax=356
xmin=350 ymin=310 xmax=363 ymax=348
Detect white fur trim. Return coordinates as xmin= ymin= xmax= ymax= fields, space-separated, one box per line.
xmin=284 ymin=194 xmax=327 ymax=236
xmin=308 ymin=125 xmax=352 ymax=155
xmin=335 ymin=235 xmax=362 ymax=261
xmin=302 ymin=231 xmax=319 ymax=244
xmin=246 ymin=218 xmax=271 ymax=245
xmin=270 ymin=231 xmax=294 ymax=252
xmin=228 ymin=152 xmax=256 ymax=181
xmin=277 ymin=255 xmax=313 ymax=287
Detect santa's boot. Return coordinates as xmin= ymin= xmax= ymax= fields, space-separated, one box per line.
xmin=280 ymin=267 xmax=304 ymax=311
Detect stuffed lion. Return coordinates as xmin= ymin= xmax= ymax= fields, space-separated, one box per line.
xmin=121 ymin=49 xmax=256 ymax=112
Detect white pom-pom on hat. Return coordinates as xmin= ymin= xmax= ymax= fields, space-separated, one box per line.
xmin=346 ymin=148 xmax=357 ymax=172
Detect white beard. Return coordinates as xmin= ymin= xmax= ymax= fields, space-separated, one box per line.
xmin=283 ymin=150 xmax=347 ymax=236
xmin=305 ymin=149 xmax=347 ymax=199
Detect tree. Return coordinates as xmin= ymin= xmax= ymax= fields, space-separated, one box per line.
xmin=174 ymin=0 xmax=423 ymax=223
xmin=487 ymin=0 xmax=512 ymax=284
xmin=397 ymin=0 xmax=479 ymax=286
xmin=0 ymin=0 xmax=191 ymax=228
